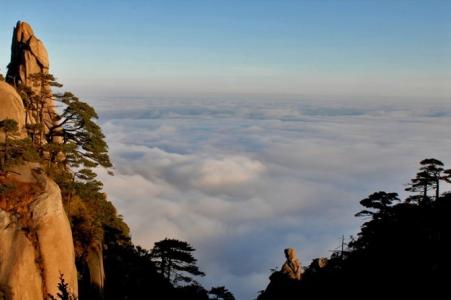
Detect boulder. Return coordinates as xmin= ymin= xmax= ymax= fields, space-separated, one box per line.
xmin=0 ymin=164 xmax=78 ymax=299
xmin=0 ymin=81 xmax=26 ymax=140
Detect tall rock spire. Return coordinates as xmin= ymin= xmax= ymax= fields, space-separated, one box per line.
xmin=5 ymin=21 xmax=56 ymax=136
xmin=6 ymin=21 xmax=49 ymax=88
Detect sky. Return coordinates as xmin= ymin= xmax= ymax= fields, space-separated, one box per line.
xmin=1 ymin=1 xmax=451 ymax=299
xmin=1 ymin=0 xmax=451 ymax=100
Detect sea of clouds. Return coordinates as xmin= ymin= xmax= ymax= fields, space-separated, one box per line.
xmin=91 ymin=96 xmax=451 ymax=299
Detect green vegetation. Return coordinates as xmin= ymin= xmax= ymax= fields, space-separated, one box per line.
xmin=0 ymin=119 xmax=39 ymax=173
xmin=0 ymin=119 xmax=19 ymax=169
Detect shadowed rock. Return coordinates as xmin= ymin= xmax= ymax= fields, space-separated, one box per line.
xmin=87 ymin=240 xmax=105 ymax=298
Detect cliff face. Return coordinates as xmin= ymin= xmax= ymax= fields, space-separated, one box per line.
xmin=0 ymin=23 xmax=78 ymax=299
xmin=0 ymin=163 xmax=78 ymax=299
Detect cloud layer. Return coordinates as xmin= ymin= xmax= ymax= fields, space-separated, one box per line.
xmin=94 ymin=97 xmax=451 ymax=299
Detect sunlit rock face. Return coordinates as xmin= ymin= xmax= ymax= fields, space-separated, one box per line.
xmin=0 ymin=27 xmax=78 ymax=299
xmin=0 ymin=207 xmax=43 ymax=300
xmin=257 ymin=248 xmax=304 ymax=300
xmin=318 ymin=257 xmax=328 ymax=269
xmin=6 ymin=21 xmax=49 ymax=89
xmin=0 ymin=166 xmax=78 ymax=299
xmin=281 ymin=248 xmax=302 ymax=280
xmin=0 ymin=81 xmax=26 ymax=141
xmin=5 ymin=21 xmax=56 ymax=133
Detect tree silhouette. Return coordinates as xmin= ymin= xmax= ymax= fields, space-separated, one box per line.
xmin=405 ymin=158 xmax=449 ymax=201
xmin=355 ymin=191 xmax=399 ymax=218
xmin=48 ymin=273 xmax=77 ymax=300
xmin=209 ymin=286 xmax=235 ymax=300
xmin=151 ymin=238 xmax=205 ymax=285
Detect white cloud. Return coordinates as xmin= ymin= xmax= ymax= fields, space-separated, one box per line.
xmin=94 ymin=96 xmax=451 ymax=300
xmin=193 ymin=156 xmax=265 ymax=189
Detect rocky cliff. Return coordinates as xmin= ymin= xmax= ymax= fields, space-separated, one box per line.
xmin=0 ymin=22 xmax=79 ymax=299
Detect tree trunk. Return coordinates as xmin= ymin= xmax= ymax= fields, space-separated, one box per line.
xmin=167 ymin=259 xmax=172 ymax=283
xmin=423 ymin=184 xmax=427 ymax=201
xmin=436 ymin=179 xmax=440 ymax=200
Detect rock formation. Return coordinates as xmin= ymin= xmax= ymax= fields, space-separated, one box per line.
xmin=0 ymin=163 xmax=78 ymax=299
xmin=4 ymin=21 xmax=108 ymax=297
xmin=318 ymin=257 xmax=328 ymax=269
xmin=0 ymin=24 xmax=78 ymax=299
xmin=0 ymin=81 xmax=26 ymax=139
xmin=5 ymin=21 xmax=56 ymax=133
xmin=257 ymin=248 xmax=304 ymax=300
xmin=6 ymin=21 xmax=49 ymax=90
xmin=281 ymin=248 xmax=302 ymax=280
xmin=87 ymin=240 xmax=105 ymax=295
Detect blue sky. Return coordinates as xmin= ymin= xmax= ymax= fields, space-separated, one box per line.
xmin=1 ymin=0 xmax=450 ymax=99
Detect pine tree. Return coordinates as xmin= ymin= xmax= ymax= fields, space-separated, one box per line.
xmin=48 ymin=273 xmax=77 ymax=300
xmin=151 ymin=238 xmax=205 ymax=285
xmin=355 ymin=191 xmax=399 ymax=218
xmin=405 ymin=158 xmax=449 ymax=201
xmin=209 ymin=286 xmax=235 ymax=300
xmin=46 ymin=91 xmax=112 ymax=172
xmin=18 ymin=73 xmax=62 ymax=145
